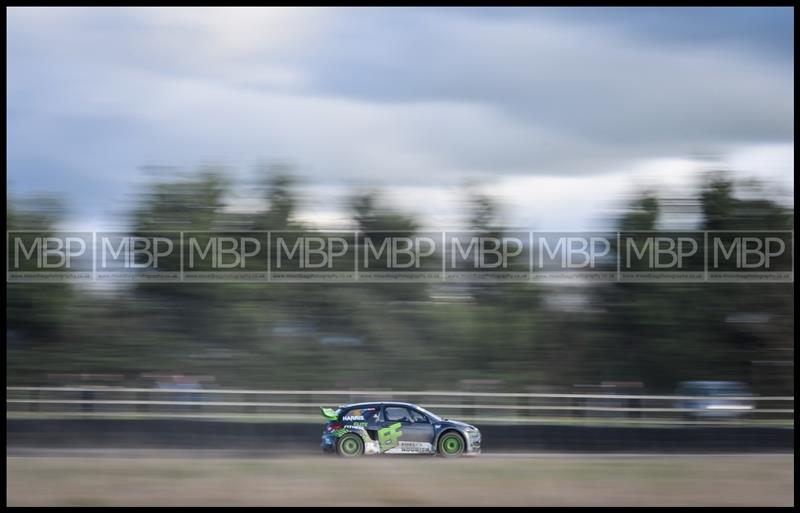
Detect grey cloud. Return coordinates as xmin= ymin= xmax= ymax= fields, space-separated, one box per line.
xmin=6 ymin=7 xmax=794 ymax=223
xmin=302 ymin=12 xmax=793 ymax=159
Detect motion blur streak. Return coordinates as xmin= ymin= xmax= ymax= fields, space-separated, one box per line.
xmin=7 ymin=172 xmax=794 ymax=393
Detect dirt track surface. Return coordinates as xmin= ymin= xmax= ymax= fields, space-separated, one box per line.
xmin=6 ymin=454 xmax=794 ymax=506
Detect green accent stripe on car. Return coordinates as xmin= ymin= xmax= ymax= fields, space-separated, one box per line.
xmin=320 ymin=407 xmax=338 ymax=420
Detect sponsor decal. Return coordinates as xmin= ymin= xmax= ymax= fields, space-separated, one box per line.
xmin=382 ymin=441 xmax=434 ymax=454
xmin=344 ymin=408 xmax=378 ymax=422
xmin=377 ymin=422 xmax=403 ymax=452
xmin=398 ymin=442 xmax=433 ymax=453
xmin=332 ymin=423 xmax=372 ymax=438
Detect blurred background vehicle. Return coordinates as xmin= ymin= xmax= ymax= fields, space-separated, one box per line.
xmin=674 ymin=381 xmax=755 ymax=419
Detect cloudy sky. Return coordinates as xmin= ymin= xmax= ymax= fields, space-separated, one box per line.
xmin=7 ymin=7 xmax=794 ymax=230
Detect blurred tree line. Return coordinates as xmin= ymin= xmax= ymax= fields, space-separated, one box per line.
xmin=6 ymin=170 xmax=794 ymax=393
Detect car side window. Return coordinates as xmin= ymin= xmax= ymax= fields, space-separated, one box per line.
xmin=409 ymin=409 xmax=428 ymax=423
xmin=342 ymin=407 xmax=379 ymax=422
xmin=384 ymin=407 xmax=412 ymax=422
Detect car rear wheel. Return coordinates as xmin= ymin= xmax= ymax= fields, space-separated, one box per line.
xmin=337 ymin=433 xmax=365 ymax=457
xmin=438 ymin=432 xmax=465 ymax=458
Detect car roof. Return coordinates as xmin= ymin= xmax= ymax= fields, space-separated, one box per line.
xmin=339 ymin=401 xmax=420 ymax=409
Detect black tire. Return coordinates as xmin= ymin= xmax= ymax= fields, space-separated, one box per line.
xmin=336 ymin=433 xmax=365 ymax=457
xmin=437 ymin=432 xmax=465 ymax=458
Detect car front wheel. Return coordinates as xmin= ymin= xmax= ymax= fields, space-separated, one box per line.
xmin=437 ymin=432 xmax=465 ymax=458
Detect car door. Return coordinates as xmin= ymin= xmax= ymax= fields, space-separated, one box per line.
xmin=405 ymin=407 xmax=435 ymax=446
xmin=379 ymin=406 xmax=434 ymax=453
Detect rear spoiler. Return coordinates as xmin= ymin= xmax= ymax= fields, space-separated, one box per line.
xmin=320 ymin=407 xmax=338 ymax=421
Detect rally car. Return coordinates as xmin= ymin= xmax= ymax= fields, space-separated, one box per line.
xmin=320 ymin=401 xmax=481 ymax=457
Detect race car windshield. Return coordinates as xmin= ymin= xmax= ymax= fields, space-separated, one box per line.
xmin=415 ymin=406 xmax=442 ymax=422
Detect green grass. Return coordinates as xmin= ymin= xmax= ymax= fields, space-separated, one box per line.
xmin=6 ymin=454 xmax=794 ymax=506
